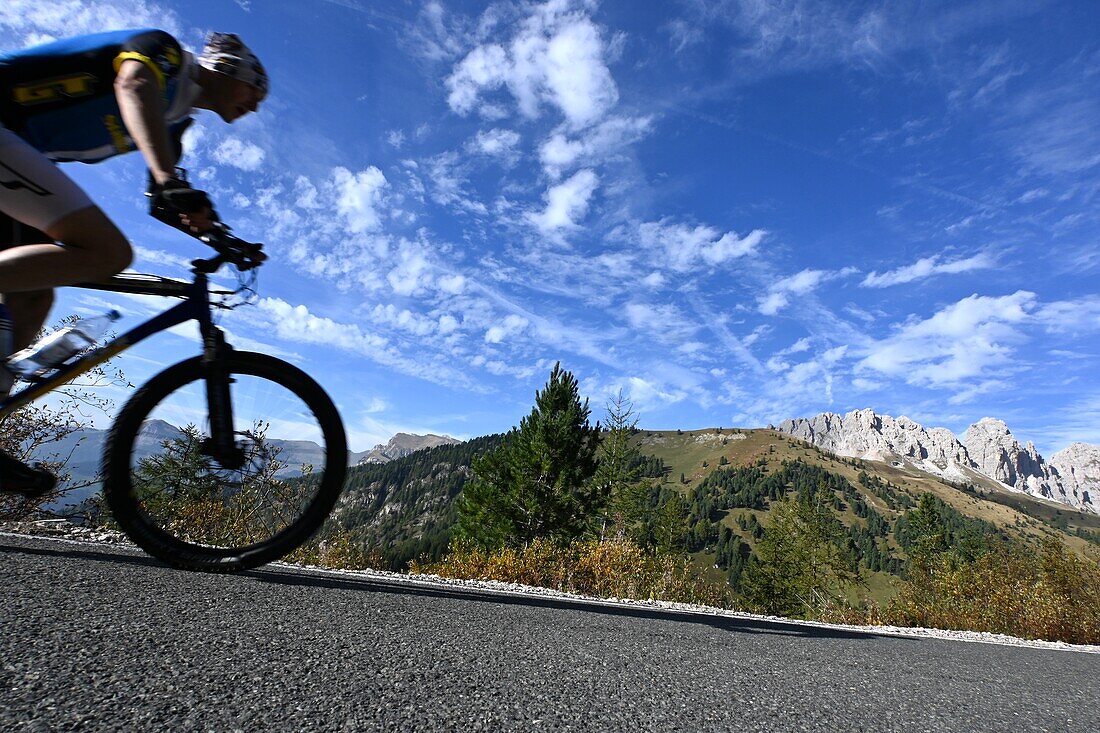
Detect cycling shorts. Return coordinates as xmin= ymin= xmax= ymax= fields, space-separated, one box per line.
xmin=0 ymin=125 xmax=93 ymax=244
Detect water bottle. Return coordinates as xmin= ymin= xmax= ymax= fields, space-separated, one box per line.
xmin=6 ymin=310 xmax=120 ymax=379
xmin=0 ymin=303 xmax=12 ymax=360
xmin=0 ymin=304 xmax=14 ymax=394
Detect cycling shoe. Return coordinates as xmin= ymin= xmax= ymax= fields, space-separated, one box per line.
xmin=0 ymin=449 xmax=57 ymax=496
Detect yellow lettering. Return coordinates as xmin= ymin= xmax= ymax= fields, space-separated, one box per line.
xmin=104 ymin=114 xmax=131 ymax=153
xmin=12 ymin=74 xmax=97 ymax=105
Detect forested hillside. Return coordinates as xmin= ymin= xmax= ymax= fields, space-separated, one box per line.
xmin=328 ymin=434 xmax=504 ymax=569
xmin=324 ymin=425 xmax=1100 ymax=593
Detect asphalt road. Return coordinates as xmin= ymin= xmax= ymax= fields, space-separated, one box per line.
xmin=1 ymin=534 xmax=1096 ymax=732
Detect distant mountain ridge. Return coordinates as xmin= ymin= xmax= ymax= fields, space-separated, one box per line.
xmin=777 ymin=409 xmax=1099 ymax=515
xmin=38 ymin=426 xmax=460 ymax=509
xmin=352 ymin=433 xmax=461 ymax=465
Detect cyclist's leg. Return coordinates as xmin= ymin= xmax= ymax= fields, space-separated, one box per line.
xmin=0 ymin=215 xmax=56 ymax=351
xmin=0 ymin=206 xmax=132 ymax=290
xmin=2 ymin=289 xmax=53 ymax=351
xmin=0 ymin=126 xmax=132 ymax=341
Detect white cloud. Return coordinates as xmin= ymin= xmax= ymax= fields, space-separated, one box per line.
xmin=532 ymin=168 xmax=598 ymax=233
xmin=1033 ymin=295 xmax=1100 ymax=334
xmin=256 ymin=297 xmax=476 ymax=389
xmin=437 ymin=274 xmax=467 ymax=295
xmin=635 ymin=220 xmax=764 ymax=273
xmin=212 ymin=137 xmax=266 ymax=171
xmin=332 ymin=166 xmax=388 ymax=233
xmin=540 ymin=14 xmax=619 ymax=129
xmin=444 ymin=0 xmax=618 ymax=130
xmin=447 ymin=44 xmax=510 ymax=114
xmin=857 ymin=291 xmax=1036 ymax=390
xmin=758 ymin=267 xmax=858 ymax=315
xmin=132 ymin=245 xmax=192 ymax=272
xmin=485 ymin=314 xmax=529 ymax=343
xmin=582 ymin=372 xmax=691 ymax=415
xmin=467 ymin=128 xmax=522 ymax=160
xmin=387 ymin=238 xmax=432 ymax=296
xmin=259 ymin=297 xmax=389 ymax=355
xmin=368 ymin=304 xmax=435 ymax=337
xmin=624 ymin=302 xmax=698 ymax=343
xmin=861 ymin=251 xmax=997 ymax=288
xmin=0 ymin=0 xmax=183 ymax=47
xmin=538 ymin=115 xmax=653 ymax=178
xmin=438 ymin=314 xmax=460 ymax=334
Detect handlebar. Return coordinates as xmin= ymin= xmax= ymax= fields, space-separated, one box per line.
xmin=192 ymin=223 xmax=267 ymax=274
xmin=146 ymin=171 xmax=265 ymax=275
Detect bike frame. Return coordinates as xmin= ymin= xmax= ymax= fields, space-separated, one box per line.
xmin=0 ymin=268 xmax=241 ymax=466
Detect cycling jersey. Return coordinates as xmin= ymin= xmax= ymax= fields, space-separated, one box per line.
xmin=0 ymin=29 xmax=199 ymax=163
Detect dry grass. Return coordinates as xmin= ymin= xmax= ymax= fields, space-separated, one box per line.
xmin=826 ymin=539 xmax=1100 ymax=645
xmin=411 ymin=538 xmax=736 ymax=608
xmin=287 ymin=530 xmax=386 ymax=570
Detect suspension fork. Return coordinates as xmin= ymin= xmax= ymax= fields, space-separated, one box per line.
xmin=202 ymin=326 xmax=245 ymax=470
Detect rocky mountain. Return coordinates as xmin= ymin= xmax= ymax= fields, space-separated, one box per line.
xmin=777 ymin=409 xmax=1098 ymax=514
xmin=352 ymin=433 xmax=462 ymax=465
xmin=36 ymin=425 xmax=459 ymax=509
xmin=1051 ymin=443 xmax=1100 ymax=504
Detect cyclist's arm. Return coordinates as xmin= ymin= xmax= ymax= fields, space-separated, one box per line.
xmin=114 ymin=60 xmax=177 ymax=185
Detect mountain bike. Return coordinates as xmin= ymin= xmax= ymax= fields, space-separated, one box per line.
xmin=0 ymin=225 xmax=347 ymax=572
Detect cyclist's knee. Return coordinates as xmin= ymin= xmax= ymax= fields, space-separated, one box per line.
xmin=5 ymin=289 xmax=54 ymax=311
xmin=101 ymin=239 xmax=133 ymax=276
xmin=45 ymin=206 xmax=132 ymax=278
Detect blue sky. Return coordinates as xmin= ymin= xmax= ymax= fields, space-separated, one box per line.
xmin=3 ymin=0 xmax=1099 ymax=456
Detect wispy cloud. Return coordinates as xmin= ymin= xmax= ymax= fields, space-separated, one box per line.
xmin=466 ymin=128 xmax=522 ymax=163
xmin=758 ymin=267 xmax=858 ymax=315
xmin=444 ymin=0 xmax=619 ymax=130
xmin=856 ymin=291 xmax=1035 ymax=393
xmin=632 ymin=219 xmax=764 ymax=274
xmin=0 ymin=0 xmax=183 ymax=47
xmin=538 ymin=115 xmax=653 ymax=178
xmin=531 ymin=168 xmax=599 ymax=234
xmin=861 ymin=251 xmax=996 ymax=288
xmin=212 ymin=137 xmax=266 ymax=172
xmin=676 ymin=0 xmax=1049 ymax=80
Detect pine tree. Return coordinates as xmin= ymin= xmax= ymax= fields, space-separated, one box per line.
xmin=740 ymin=495 xmax=856 ymax=618
xmin=591 ymin=390 xmax=644 ymax=540
xmin=906 ymin=493 xmax=950 ymax=558
xmin=455 ymin=362 xmax=601 ymax=549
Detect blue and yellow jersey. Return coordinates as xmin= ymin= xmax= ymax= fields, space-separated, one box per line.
xmin=0 ymin=29 xmax=197 ymax=163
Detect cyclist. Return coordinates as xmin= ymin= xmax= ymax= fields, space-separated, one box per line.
xmin=0 ymin=29 xmax=268 ymax=494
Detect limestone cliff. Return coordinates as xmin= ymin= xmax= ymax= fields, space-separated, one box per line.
xmin=777 ymin=409 xmax=1098 ymax=514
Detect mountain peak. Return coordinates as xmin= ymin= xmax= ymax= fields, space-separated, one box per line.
xmin=352 ymin=432 xmax=462 ymax=465
xmin=778 ymin=410 xmax=1098 ymax=515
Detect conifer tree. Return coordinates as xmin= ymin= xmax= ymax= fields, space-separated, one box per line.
xmin=740 ymin=495 xmax=856 ymax=618
xmin=455 ymin=362 xmax=601 ymax=549
xmin=592 ymin=390 xmax=644 ymax=540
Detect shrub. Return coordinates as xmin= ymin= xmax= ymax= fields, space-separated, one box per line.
xmin=412 ymin=537 xmax=735 ymax=608
xmin=287 ymin=529 xmax=386 ymax=570
xmin=831 ymin=538 xmax=1100 ymax=645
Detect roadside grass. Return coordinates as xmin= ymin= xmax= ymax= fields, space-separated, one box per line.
xmin=407 ymin=534 xmax=1100 ymax=645
xmin=826 ymin=539 xmax=1100 ymax=646
xmin=409 ymin=537 xmax=736 ymax=609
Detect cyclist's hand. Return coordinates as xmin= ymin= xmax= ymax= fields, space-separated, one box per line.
xmin=149 ymin=179 xmax=219 ymax=234
xmin=179 ymin=206 xmax=215 ymax=234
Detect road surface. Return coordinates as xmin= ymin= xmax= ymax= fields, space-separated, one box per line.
xmin=1 ymin=534 xmax=1095 ymax=732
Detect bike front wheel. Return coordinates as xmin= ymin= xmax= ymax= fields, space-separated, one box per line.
xmin=104 ymin=351 xmax=347 ymax=572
